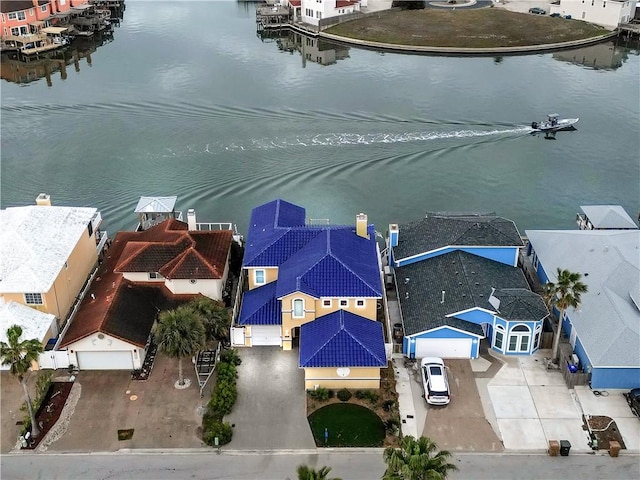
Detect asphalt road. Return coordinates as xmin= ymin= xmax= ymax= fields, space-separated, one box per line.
xmin=1 ymin=451 xmax=639 ymax=480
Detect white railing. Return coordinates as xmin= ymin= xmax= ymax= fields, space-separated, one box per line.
xmin=196 ymin=222 xmax=234 ymax=231
xmin=96 ymin=230 xmax=109 ymax=253
xmin=231 ymin=268 xmax=246 ymax=324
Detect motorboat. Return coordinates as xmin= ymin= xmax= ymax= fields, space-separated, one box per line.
xmin=531 ymin=114 xmax=579 ymax=132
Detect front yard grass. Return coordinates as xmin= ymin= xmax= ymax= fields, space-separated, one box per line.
xmin=325 ymin=9 xmax=609 ymax=48
xmin=308 ymin=403 xmax=385 ymax=447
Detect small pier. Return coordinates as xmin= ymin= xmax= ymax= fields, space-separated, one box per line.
xmin=256 ymin=4 xmax=292 ymax=31
xmin=617 ymin=21 xmax=640 ymax=38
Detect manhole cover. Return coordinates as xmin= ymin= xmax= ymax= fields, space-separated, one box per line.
xmin=130 ymin=395 xmax=138 ymax=401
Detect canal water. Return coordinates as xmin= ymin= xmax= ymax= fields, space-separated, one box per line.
xmin=1 ymin=1 xmax=638 ymax=235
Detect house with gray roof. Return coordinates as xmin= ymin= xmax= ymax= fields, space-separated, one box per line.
xmin=526 ymin=226 xmax=640 ymax=389
xmin=389 ymin=212 xmax=548 ymax=359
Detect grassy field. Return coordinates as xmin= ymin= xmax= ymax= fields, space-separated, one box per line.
xmin=325 ymin=9 xmax=610 ymax=48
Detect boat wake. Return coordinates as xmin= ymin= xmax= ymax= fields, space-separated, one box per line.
xmin=218 ymin=127 xmax=531 ymax=152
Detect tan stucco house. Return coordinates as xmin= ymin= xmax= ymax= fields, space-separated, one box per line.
xmin=233 ymin=199 xmax=387 ymax=389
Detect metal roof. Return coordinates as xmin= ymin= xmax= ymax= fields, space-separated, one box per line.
xmin=0 ymin=301 xmax=55 ymax=344
xmin=526 ymin=229 xmax=640 ymax=368
xmin=134 ymin=196 xmax=177 ymax=214
xmin=580 ymin=205 xmax=638 ymax=229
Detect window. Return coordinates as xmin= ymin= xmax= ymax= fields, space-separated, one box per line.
xmin=11 ymin=27 xmax=19 ymax=36
xmin=603 ymin=1 xmax=606 ymax=6
xmin=189 ymin=279 xmax=197 ymax=284
xmin=24 ymin=293 xmax=43 ymax=305
xmin=339 ymin=299 xmax=348 ymax=308
xmin=255 ymin=269 xmax=265 ymax=285
xmin=508 ymin=325 xmax=531 ymax=352
xmin=293 ymin=299 xmax=304 ymax=318
xmin=41 ymin=5 xmax=48 ymax=12
xmin=534 ymin=327 xmax=542 ymax=349
xmin=17 ymin=11 xmax=26 ymax=21
xmin=60 ymin=0 xmax=66 ymax=5
xmin=355 ymin=299 xmax=365 ymax=308
xmin=8 ymin=12 xmax=17 ymax=20
xmin=29 ymin=8 xmax=34 ymax=16
xmin=149 ymin=272 xmax=163 ymax=280
xmin=322 ymin=299 xmax=332 ymax=308
xmin=494 ymin=325 xmax=504 ymax=350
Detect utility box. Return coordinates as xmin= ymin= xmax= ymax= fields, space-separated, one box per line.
xmin=609 ymin=440 xmax=621 ymax=457
xmin=560 ymin=440 xmax=571 ymax=456
xmin=548 ymin=440 xmax=560 ymax=456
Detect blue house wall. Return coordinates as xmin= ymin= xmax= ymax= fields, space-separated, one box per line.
xmin=403 ymin=327 xmax=480 ymax=358
xmin=591 ymin=367 xmax=640 ymax=389
xmin=396 ymin=246 xmax=519 ymax=268
xmin=455 ymin=309 xmax=494 ymax=326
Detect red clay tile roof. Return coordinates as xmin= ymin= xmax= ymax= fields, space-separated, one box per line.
xmin=336 ymin=0 xmax=358 ymax=7
xmin=115 ymin=220 xmax=232 ymax=279
xmin=60 ymin=219 xmax=232 ymax=348
xmin=289 ymin=0 xmax=301 ymax=6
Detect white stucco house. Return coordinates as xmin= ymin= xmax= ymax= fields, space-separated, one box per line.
xmin=549 ymin=0 xmax=637 ymax=29
xmin=300 ymin=0 xmax=365 ymax=27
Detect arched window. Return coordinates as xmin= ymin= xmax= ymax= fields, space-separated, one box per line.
xmin=494 ymin=325 xmax=505 ymax=350
xmin=534 ymin=326 xmax=542 ymax=350
xmin=508 ymin=324 xmax=531 ymax=353
xmin=293 ymin=299 xmax=304 ymax=318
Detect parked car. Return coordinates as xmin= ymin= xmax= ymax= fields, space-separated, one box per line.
xmin=420 ymin=357 xmax=450 ymax=405
xmin=529 ymin=7 xmax=546 ymax=14
xmin=626 ymin=388 xmax=640 ymax=417
xmin=550 ymin=12 xmax=561 ymax=17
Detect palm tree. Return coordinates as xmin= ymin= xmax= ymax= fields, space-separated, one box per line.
xmin=296 ymin=465 xmax=342 ymax=480
xmin=382 ymin=436 xmax=457 ymax=480
xmin=0 ymin=325 xmax=44 ymax=438
xmin=153 ymin=305 xmax=206 ymax=387
xmin=544 ymin=268 xmax=588 ymax=361
xmin=187 ymin=296 xmax=230 ymax=347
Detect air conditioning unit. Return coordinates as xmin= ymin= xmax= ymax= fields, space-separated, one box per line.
xmin=571 ymin=354 xmax=580 ymax=366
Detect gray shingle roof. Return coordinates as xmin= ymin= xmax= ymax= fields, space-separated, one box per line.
xmin=396 ymin=250 xmax=534 ymax=336
xmin=393 ymin=213 xmax=523 ymax=261
xmin=525 ymin=229 xmax=640 ymax=368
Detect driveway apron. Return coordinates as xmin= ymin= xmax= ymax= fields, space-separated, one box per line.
xmin=226 ymin=347 xmax=316 ymax=450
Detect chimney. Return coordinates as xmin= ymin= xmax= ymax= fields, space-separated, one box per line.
xmin=356 ymin=213 xmax=369 ymax=239
xmin=35 ymin=193 xmax=51 ymax=206
xmin=187 ymin=209 xmax=197 ymax=231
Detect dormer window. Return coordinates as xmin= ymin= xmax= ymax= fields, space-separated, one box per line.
xmin=355 ymin=299 xmax=365 ymax=308
xmin=149 ymin=272 xmax=163 ymax=280
xmin=339 ymin=299 xmax=348 ymax=308
xmin=322 ymin=299 xmax=332 ymax=308
xmin=255 ymin=269 xmax=266 ymax=285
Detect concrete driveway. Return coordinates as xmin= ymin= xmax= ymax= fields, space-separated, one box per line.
xmin=47 ymin=354 xmax=207 ymax=452
xmin=483 ymin=350 xmax=640 ymax=453
xmin=225 ymin=347 xmax=316 ymax=450
xmin=423 ymin=359 xmax=504 ymax=452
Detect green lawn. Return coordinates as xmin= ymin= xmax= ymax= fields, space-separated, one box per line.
xmin=325 ymin=9 xmax=610 ymax=48
xmin=308 ymin=403 xmax=385 ymax=447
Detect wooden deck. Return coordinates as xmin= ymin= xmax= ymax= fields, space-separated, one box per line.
xmin=618 ymin=22 xmax=640 ymax=36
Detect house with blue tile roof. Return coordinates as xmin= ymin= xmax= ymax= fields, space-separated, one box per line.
xmin=388 ymin=212 xmax=549 ymax=359
xmin=233 ymin=199 xmax=388 ymax=389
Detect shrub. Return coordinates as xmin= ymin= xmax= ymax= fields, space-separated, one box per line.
xmin=307 ymin=387 xmax=329 ymax=402
xmin=383 ymin=399 xmax=395 ymax=412
xmin=209 ymin=378 xmax=238 ymax=416
xmin=355 ymin=390 xmax=366 ymax=400
xmin=221 ymin=349 xmax=241 ymax=366
xmin=384 ymin=417 xmax=401 ymax=435
xmin=328 ymin=389 xmax=335 ymax=399
xmin=355 ymin=389 xmax=379 ymax=404
xmin=337 ymin=388 xmax=352 ymax=402
xmin=202 ymin=416 xmax=233 ymax=445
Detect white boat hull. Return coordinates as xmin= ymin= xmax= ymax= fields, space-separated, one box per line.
xmin=531 ymin=118 xmax=579 ymax=132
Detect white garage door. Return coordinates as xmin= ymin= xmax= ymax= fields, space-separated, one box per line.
xmin=415 ymin=338 xmax=472 ymax=359
xmin=251 ymin=325 xmax=281 ymax=346
xmin=76 ymin=351 xmax=134 ymax=370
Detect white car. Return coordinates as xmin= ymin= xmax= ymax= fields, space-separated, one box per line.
xmin=420 ymin=357 xmax=450 ymax=405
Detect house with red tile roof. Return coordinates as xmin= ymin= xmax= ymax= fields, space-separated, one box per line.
xmin=59 ymin=219 xmax=233 ymax=371
xmin=300 ymin=0 xmax=364 ymax=27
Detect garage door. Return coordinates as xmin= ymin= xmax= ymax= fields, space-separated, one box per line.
xmin=76 ymin=351 xmax=134 ymax=370
xmin=415 ymin=338 xmax=472 ymax=359
xmin=251 ymin=325 xmax=281 ymax=346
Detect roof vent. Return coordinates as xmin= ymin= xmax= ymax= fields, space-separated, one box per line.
xmin=90 ymin=294 xmax=96 ymax=300
xmin=441 ymin=290 xmax=445 ymax=303
xmin=405 ymin=292 xmax=409 ymax=299
xmin=404 ymin=278 xmax=410 ymax=284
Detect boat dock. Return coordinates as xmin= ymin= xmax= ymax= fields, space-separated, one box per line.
xmin=617 ymin=21 xmax=640 ymax=38
xmin=256 ymin=4 xmax=292 ymax=31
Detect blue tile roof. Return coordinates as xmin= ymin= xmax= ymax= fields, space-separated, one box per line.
xmin=237 ymin=282 xmax=281 ymax=325
xmin=299 ymin=310 xmax=387 ymax=368
xmin=275 ymin=227 xmax=382 ymax=298
xmin=245 ymin=228 xmax=322 ymax=267
xmin=250 ymin=199 xmax=306 ymax=231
